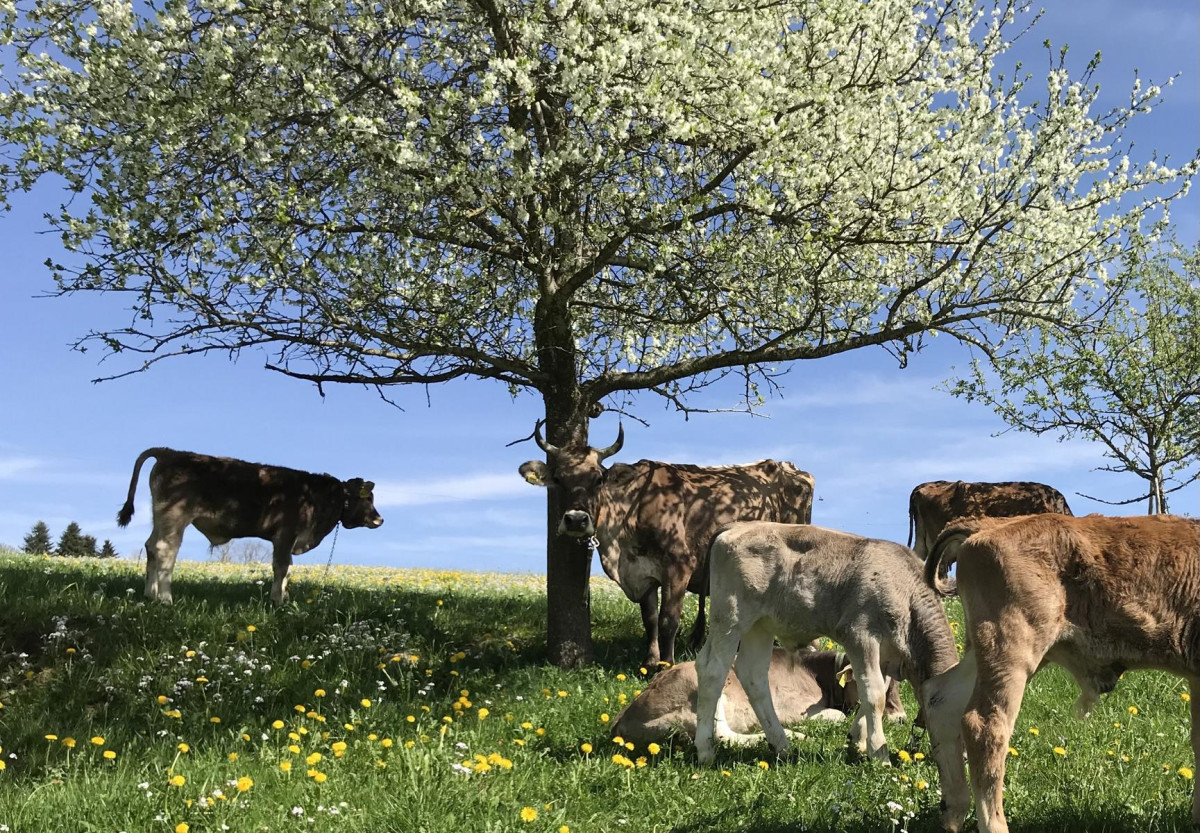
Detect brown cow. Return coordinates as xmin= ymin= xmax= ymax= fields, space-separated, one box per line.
xmin=923 ymin=513 xmax=1200 ymax=833
xmin=518 ymin=422 xmax=813 ymax=665
xmin=117 ymin=447 xmax=384 ymax=604
xmin=908 ymin=480 xmax=1073 ymax=580
xmin=610 ymin=648 xmax=865 ymax=746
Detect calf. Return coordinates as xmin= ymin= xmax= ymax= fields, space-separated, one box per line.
xmin=695 ymin=522 xmax=967 ymax=832
xmin=117 ymin=447 xmax=384 ymax=604
xmin=923 ymin=513 xmax=1200 ymax=833
xmin=612 ymin=649 xmax=868 ymax=746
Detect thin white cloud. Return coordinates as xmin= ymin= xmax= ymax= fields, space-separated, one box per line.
xmin=0 ymin=455 xmax=48 ymax=480
xmin=372 ymin=472 xmax=531 ymax=507
xmin=771 ymin=372 xmax=946 ymax=410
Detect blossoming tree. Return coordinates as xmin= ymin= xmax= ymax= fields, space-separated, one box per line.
xmin=947 ymin=240 xmax=1200 ymax=514
xmin=1 ymin=0 xmax=1194 ymax=665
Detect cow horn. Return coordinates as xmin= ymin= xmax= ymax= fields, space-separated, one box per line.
xmin=533 ymin=420 xmax=560 ymax=456
xmin=595 ymin=423 xmax=624 ymax=461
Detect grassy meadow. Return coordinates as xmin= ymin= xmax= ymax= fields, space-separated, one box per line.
xmin=0 ymin=551 xmax=1194 ymax=833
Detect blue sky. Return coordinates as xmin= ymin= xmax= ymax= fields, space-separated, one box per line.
xmin=1 ymin=1 xmax=1197 ymax=575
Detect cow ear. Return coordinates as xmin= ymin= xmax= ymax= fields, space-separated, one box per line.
xmin=836 ymin=665 xmax=854 ymax=688
xmin=519 ymin=460 xmax=549 ymax=487
xmin=361 ymin=481 xmax=374 ymax=497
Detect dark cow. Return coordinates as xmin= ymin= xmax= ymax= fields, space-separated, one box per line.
xmin=923 ymin=513 xmax=1200 ymax=832
xmin=117 ymin=447 xmax=384 ymax=604
xmin=908 ymin=480 xmax=1073 ymax=567
xmin=518 ymin=422 xmax=814 ymax=665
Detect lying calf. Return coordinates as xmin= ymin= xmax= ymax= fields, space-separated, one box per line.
xmin=612 ymin=648 xmax=906 ymax=745
xmin=695 ymin=522 xmax=967 ymax=832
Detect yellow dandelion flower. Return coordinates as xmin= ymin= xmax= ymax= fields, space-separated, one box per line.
xmin=306 ymin=752 xmax=323 ymax=765
xmin=314 ymin=689 xmax=326 ymax=698
xmin=721 ymin=770 xmax=731 ymax=777
xmin=616 ymin=674 xmax=626 ymax=681
xmin=897 ymin=750 xmax=912 ymax=764
xmin=236 ymin=776 xmax=253 ymax=792
xmin=62 ymin=738 xmax=76 ymax=749
xmin=103 ymin=750 xmax=116 ymax=760
xmin=44 ymin=734 xmax=58 ymax=741
xmin=360 ymin=698 xmax=372 ymax=708
xmin=559 ymin=827 xmax=571 ymax=833
xmin=169 ymin=774 xmax=186 ymax=787
xmin=600 ymin=713 xmax=610 ymax=723
xmin=313 ymin=771 xmax=328 ymax=783
xmin=90 ymin=736 xmax=105 ymax=746
xmin=757 ymin=760 xmax=770 ymax=770
xmin=1180 ymin=767 xmax=1194 ymax=780
xmin=536 ymin=728 xmax=545 ymax=736
xmin=557 ymin=690 xmax=568 ymax=698
xmin=1008 ymin=747 xmax=1019 ymax=757
xmin=636 ymin=756 xmax=647 ymax=768
xmin=1127 ymin=705 xmax=1139 ymax=715
xmin=915 ymin=779 xmax=928 ymax=790
xmin=272 ymin=720 xmax=285 ymax=730
xmin=246 ymin=625 xmax=256 ymax=632
xmin=1053 ymin=746 xmax=1067 ymax=757
xmin=280 ymin=761 xmax=292 ymax=773
xmin=177 ymin=743 xmax=190 ymax=753
xmin=520 ymin=807 xmax=538 ymax=823
xmin=1182 ymin=693 xmax=1191 ymax=703
xmin=478 ymin=708 xmax=490 ymax=720
xmin=404 ymin=740 xmax=415 ymax=749
xmin=175 ymin=824 xmax=189 ymax=833
xmin=380 ymin=738 xmax=394 ymax=748
xmin=1028 ymin=727 xmax=1040 ymax=736
xmin=209 ymin=716 xmax=221 ymax=724
xmin=647 ymin=743 xmax=661 ymax=756
xmin=227 ymin=752 xmax=238 ymax=762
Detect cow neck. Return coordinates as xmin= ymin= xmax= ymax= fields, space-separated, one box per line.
xmin=592 ymin=462 xmax=650 ymax=551
xmin=308 ymin=475 xmax=345 ymax=544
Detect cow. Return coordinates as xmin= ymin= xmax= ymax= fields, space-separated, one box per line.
xmin=116 ymin=447 xmax=384 ymax=604
xmin=518 ymin=421 xmax=814 ymax=666
xmin=908 ymin=480 xmax=1073 ymax=584
xmin=923 ymin=513 xmax=1200 ymax=833
xmin=611 ymin=648 xmax=908 ymax=746
xmin=694 ymin=522 xmax=968 ymax=832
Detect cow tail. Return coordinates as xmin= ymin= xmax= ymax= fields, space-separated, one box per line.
xmin=924 ymin=529 xmax=968 ymax=597
xmin=906 ymin=490 xmax=917 ymax=548
xmin=117 ymin=448 xmax=166 ymax=527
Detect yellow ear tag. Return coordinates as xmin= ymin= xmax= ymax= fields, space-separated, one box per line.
xmin=359 ymin=484 xmax=371 ymax=498
xmin=524 ymin=472 xmax=541 ymax=485
xmin=837 ymin=669 xmax=851 ymax=688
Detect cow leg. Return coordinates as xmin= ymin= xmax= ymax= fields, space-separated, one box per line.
xmin=694 ymin=627 xmax=740 ymax=765
xmin=144 ymin=524 xmax=183 ymax=604
xmin=964 ymin=629 xmax=1041 ymax=833
xmin=922 ymin=650 xmax=975 ymax=833
xmin=687 ymin=590 xmax=707 ymax=653
xmin=884 ymin=677 xmax=907 ymax=722
xmin=657 ymin=579 xmax=689 ymax=666
xmin=638 ymin=587 xmax=661 ymax=667
xmin=845 ymin=641 xmax=890 ymax=761
xmin=271 ymin=540 xmax=295 ymax=605
xmin=733 ymin=623 xmax=792 ymax=757
xmin=1190 ymin=677 xmax=1199 ymax=826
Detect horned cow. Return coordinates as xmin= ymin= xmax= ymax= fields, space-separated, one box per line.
xmin=518 ymin=422 xmax=813 ymax=665
xmin=923 ymin=513 xmax=1200 ymax=833
xmin=117 ymin=447 xmax=384 ymax=604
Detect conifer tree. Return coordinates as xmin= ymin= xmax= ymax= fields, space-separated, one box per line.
xmin=22 ymin=521 xmax=53 ymax=555
xmin=98 ymin=540 xmax=119 ymax=559
xmin=55 ymin=522 xmax=89 ymax=558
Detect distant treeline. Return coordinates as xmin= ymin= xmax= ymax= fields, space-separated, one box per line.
xmin=22 ymin=521 xmax=118 ymax=558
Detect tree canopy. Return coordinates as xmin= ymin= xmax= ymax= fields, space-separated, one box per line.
xmin=948 ymin=239 xmax=1200 ymax=514
xmin=2 ymin=0 xmax=1195 ymax=663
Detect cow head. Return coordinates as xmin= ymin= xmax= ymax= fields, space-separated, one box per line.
xmin=518 ymin=420 xmax=624 ymax=538
xmin=340 ymin=478 xmax=385 ymax=529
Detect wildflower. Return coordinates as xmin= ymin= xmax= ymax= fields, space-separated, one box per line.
xmin=1182 ymin=693 xmax=1191 ymax=703
xmin=406 ymin=716 xmax=415 ymax=723
xmin=236 ymin=776 xmax=253 ymax=792
xmin=103 ymin=750 xmax=117 ymax=760
xmin=175 ymin=824 xmax=189 ymax=833
xmin=306 ymin=753 xmax=322 ymax=765
xmin=616 ymin=674 xmax=626 ymax=681
xmin=1028 ymin=727 xmax=1039 ymax=736
xmin=227 ymin=753 xmax=238 ymax=762
xmin=1128 ymin=705 xmax=1139 ymax=715
xmin=636 ymin=757 xmax=647 ymax=768
xmin=647 ymin=743 xmax=660 ymax=756
xmin=313 ymin=772 xmax=328 ymax=783
xmin=288 ymin=745 xmax=301 ymax=754
xmin=44 ymin=734 xmax=58 ymax=741
xmin=581 ymin=743 xmax=593 ymax=754
xmin=1008 ymin=747 xmax=1018 ymax=757
xmin=557 ymin=691 xmax=568 ymax=698
xmin=536 ymin=728 xmax=545 ymax=737
xmin=380 ymin=739 xmax=394 ymax=748
xmin=169 ymin=775 xmax=186 ymax=787
xmin=90 ymin=736 xmax=105 ymax=746
xmin=62 ymin=738 xmax=76 ymax=749
xmin=478 ymin=708 xmax=490 ymax=720
xmin=721 ymin=770 xmax=731 ymax=777
xmin=360 ymin=699 xmax=372 ymax=708
xmin=1180 ymin=767 xmax=1194 ymax=780
xmin=915 ymin=779 xmax=928 ymax=790
xmin=1053 ymin=747 xmax=1067 ymax=757
xmin=757 ymin=761 xmax=770 ymax=770
xmin=246 ymin=625 xmax=256 ymax=632
xmin=520 ymin=807 xmax=538 ymax=822
xmin=178 ymin=743 xmax=190 ymax=753
xmin=280 ymin=761 xmax=292 ymax=773
xmin=272 ymin=720 xmax=285 ymax=730
xmin=332 ymin=742 xmax=347 ymax=757
xmin=897 ymin=750 xmax=912 ymax=764
xmin=209 ymin=717 xmax=221 ymax=724
xmin=559 ymin=827 xmax=570 ymax=833
xmin=314 ymin=689 xmax=326 ymax=698
xmin=600 ymin=713 xmax=610 ymax=723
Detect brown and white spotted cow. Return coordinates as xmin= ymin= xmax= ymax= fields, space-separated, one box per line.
xmin=923 ymin=513 xmax=1200 ymax=833
xmin=908 ymin=480 xmax=1073 ymax=584
xmin=117 ymin=447 xmax=384 ymax=604
xmin=518 ymin=422 xmax=814 ymax=666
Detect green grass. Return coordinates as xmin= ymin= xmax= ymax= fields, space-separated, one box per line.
xmin=0 ymin=553 xmax=1194 ymax=832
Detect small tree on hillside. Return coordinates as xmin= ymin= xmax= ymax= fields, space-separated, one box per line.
xmin=949 ymin=240 xmax=1200 ymax=513
xmin=3 ymin=0 xmax=1195 ymax=664
xmin=54 ymin=522 xmax=89 ymax=558
xmin=98 ymin=540 xmax=119 ymax=559
xmin=22 ymin=521 xmax=53 ymax=555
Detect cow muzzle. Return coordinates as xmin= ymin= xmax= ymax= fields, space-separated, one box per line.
xmin=369 ymin=516 xmax=384 ymax=528
xmin=559 ymin=510 xmax=595 ymax=538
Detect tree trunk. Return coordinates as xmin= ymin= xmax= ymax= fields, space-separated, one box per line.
xmin=542 ymin=390 xmax=594 ymax=667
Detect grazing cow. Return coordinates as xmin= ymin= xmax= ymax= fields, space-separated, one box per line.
xmin=611 ymin=648 xmax=910 ymax=746
xmin=518 ymin=422 xmax=814 ymax=666
xmin=694 ymin=522 xmax=968 ymax=832
xmin=923 ymin=513 xmax=1200 ymax=833
xmin=117 ymin=447 xmax=384 ymax=604
xmin=908 ymin=480 xmax=1073 ymax=581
